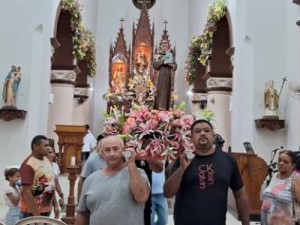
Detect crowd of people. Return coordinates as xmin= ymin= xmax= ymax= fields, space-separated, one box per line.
xmin=3 ymin=119 xmax=300 ymax=225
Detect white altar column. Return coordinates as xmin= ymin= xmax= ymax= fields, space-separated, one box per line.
xmin=47 ymin=70 xmax=77 ymax=141
xmin=72 ymin=87 xmax=90 ymax=125
xmin=206 ymin=77 xmax=232 ymax=152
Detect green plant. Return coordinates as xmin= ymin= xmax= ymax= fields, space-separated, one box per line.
xmin=185 ymin=36 xmax=202 ymax=85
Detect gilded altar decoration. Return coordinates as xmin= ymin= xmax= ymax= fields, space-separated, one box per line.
xmin=199 ymin=0 xmax=227 ymax=66
xmin=127 ymin=69 xmax=155 ymax=105
xmin=61 ymin=0 xmax=97 ymax=77
xmin=102 ymin=103 xmax=195 ymax=159
xmin=185 ymin=36 xmax=202 ymax=85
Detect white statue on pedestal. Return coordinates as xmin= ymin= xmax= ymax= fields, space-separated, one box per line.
xmin=264 ymin=80 xmax=279 ymax=117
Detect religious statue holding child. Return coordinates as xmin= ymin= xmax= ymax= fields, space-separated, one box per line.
xmin=153 ymin=40 xmax=177 ymax=110
xmin=2 ymin=65 xmax=22 ymax=109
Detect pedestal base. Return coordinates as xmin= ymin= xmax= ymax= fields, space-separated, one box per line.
xmin=0 ymin=108 xmax=27 ymax=121
xmin=255 ymin=117 xmax=284 ymax=131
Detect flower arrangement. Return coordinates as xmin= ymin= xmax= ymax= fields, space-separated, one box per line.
xmin=61 ymin=0 xmax=97 ymax=77
xmin=127 ymin=69 xmax=155 ymax=104
xmin=103 ymin=88 xmax=132 ymax=105
xmin=199 ymin=0 xmax=227 ymax=66
xmin=185 ymin=36 xmax=202 ymax=85
xmin=102 ymin=103 xmax=195 ymax=159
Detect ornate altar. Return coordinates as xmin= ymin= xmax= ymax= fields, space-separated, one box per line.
xmin=105 ymin=2 xmax=176 ymax=112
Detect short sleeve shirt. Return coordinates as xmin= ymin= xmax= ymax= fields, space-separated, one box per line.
xmin=78 ymin=167 xmax=149 ymax=225
xmin=20 ymin=155 xmax=55 ymax=213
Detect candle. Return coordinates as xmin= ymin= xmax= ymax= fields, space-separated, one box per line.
xmin=109 ymin=106 xmax=112 ymax=114
xmin=71 ymin=156 xmax=76 ymax=166
xmin=121 ymin=106 xmax=125 ymax=115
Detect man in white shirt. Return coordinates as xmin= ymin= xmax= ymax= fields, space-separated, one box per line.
xmin=81 ymin=124 xmax=96 ymax=163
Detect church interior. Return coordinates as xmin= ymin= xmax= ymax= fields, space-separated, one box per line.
xmin=0 ymin=0 xmax=300 ymax=223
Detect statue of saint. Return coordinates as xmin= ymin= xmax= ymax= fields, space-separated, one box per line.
xmin=135 ymin=51 xmax=148 ymax=74
xmin=264 ymin=80 xmax=279 ymax=117
xmin=153 ymin=40 xmax=177 ymax=110
xmin=2 ymin=65 xmax=22 ymax=108
xmin=112 ymin=66 xmax=125 ymax=93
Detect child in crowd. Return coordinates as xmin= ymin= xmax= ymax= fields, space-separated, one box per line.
xmin=4 ymin=167 xmax=21 ymax=225
xmin=47 ymin=139 xmax=64 ymax=208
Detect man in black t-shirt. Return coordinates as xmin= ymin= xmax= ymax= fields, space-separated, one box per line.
xmin=164 ymin=119 xmax=250 ymax=225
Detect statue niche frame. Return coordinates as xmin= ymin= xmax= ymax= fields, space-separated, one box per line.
xmin=108 ymin=21 xmax=131 ymax=112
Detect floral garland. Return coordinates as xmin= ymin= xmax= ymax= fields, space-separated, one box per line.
xmin=185 ymin=36 xmax=202 ymax=85
xmin=199 ymin=0 xmax=227 ymax=66
xmin=61 ymin=0 xmax=97 ymax=78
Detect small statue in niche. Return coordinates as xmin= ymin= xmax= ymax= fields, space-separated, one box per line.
xmin=264 ymin=80 xmax=279 ymax=117
xmin=2 ymin=65 xmax=22 ymax=109
xmin=135 ymin=51 xmax=148 ymax=74
xmin=112 ymin=66 xmax=126 ymax=94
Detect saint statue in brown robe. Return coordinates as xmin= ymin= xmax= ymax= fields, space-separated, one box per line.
xmin=153 ymin=40 xmax=177 ymax=110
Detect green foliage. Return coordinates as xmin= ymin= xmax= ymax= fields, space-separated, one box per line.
xmin=61 ymin=0 xmax=97 ymax=77
xmin=185 ymin=36 xmax=202 ymax=85
xmin=199 ymin=0 xmax=227 ymax=66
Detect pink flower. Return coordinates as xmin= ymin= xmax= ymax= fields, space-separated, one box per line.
xmin=142 ymin=111 xmax=152 ymax=121
xmin=146 ymin=119 xmax=158 ymax=130
xmin=182 ymin=115 xmax=195 ymax=130
xmin=173 ymin=109 xmax=185 ymax=118
xmin=123 ymin=125 xmax=132 ymax=134
xmin=103 ymin=125 xmax=119 ymax=135
xmin=173 ymin=119 xmax=184 ymax=128
xmin=145 ymin=139 xmax=165 ymax=156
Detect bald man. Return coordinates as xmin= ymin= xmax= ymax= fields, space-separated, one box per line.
xmin=75 ymin=136 xmax=150 ymax=225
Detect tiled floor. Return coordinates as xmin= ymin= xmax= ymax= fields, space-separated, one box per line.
xmin=0 ymin=174 xmax=260 ymax=225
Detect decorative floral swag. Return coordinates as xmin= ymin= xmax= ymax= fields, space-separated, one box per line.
xmin=61 ymin=0 xmax=97 ymax=78
xmin=185 ymin=0 xmax=226 ymax=84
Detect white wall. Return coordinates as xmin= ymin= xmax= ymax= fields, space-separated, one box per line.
xmin=0 ymin=0 xmax=60 ymax=203
xmin=231 ymin=0 xmax=300 ymax=161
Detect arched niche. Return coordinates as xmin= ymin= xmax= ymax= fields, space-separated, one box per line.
xmin=133 ymin=42 xmax=150 ymax=74
xmin=51 ymin=10 xmax=74 ymax=69
xmin=209 ymin=16 xmax=232 ymax=77
xmin=193 ymin=63 xmax=207 ymax=93
xmin=76 ymin=60 xmax=89 ymax=85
